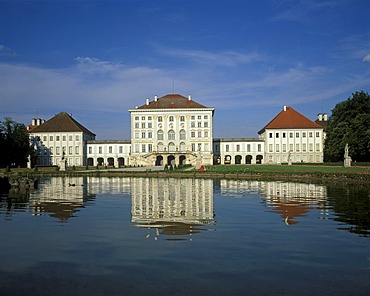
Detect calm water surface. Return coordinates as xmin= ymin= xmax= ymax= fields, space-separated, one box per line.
xmin=0 ymin=176 xmax=369 ymax=296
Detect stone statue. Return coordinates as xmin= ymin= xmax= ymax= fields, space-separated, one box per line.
xmin=344 ymin=143 xmax=352 ymax=167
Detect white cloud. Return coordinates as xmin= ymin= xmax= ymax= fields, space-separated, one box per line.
xmin=363 ymin=54 xmax=370 ymax=62
xmin=0 ymin=44 xmax=16 ymax=56
xmin=159 ymin=48 xmax=265 ymax=66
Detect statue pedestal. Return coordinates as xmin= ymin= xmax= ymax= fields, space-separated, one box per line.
xmin=344 ymin=157 xmax=352 ymax=168
xmin=60 ymin=160 xmax=67 ymax=171
xmin=288 ymin=160 xmax=292 ymax=166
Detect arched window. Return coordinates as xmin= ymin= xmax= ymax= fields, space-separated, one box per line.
xmin=179 ymin=129 xmax=186 ymax=140
xmin=168 ymin=142 xmax=176 ymax=152
xmin=168 ymin=130 xmax=175 ymax=140
xmin=158 ymin=142 xmax=164 ymax=152
xmin=169 ymin=116 xmax=174 ymax=122
xmin=157 ymin=130 xmax=164 ymax=140
xmin=158 ymin=116 xmax=163 ymax=122
xmin=180 ymin=142 xmax=186 ymax=151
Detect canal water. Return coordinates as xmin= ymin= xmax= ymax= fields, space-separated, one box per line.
xmin=0 ymin=177 xmax=369 ymax=296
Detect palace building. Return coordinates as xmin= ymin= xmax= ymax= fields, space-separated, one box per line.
xmin=28 ymin=95 xmax=325 ymax=168
xmin=128 ymin=94 xmax=215 ymax=167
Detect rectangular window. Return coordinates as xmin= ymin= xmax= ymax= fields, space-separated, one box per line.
xmin=142 ymin=144 xmax=146 ymax=153
xmin=180 ymin=116 xmax=185 ymax=121
xmin=296 ymin=144 xmax=300 ymax=152
xmin=191 ymin=122 xmax=195 ymax=127
xmin=269 ymin=144 xmax=273 ymax=152
xmin=148 ymin=116 xmax=152 ymax=120
xmin=290 ymin=144 xmax=293 ymax=152
xmin=283 ymin=144 xmax=286 ymax=152
xmin=75 ymin=146 xmax=79 ymax=155
xmin=148 ymin=144 xmax=152 ymax=152
xmin=191 ymin=116 xmax=195 ymax=120
xmin=191 ymin=143 xmax=196 ymax=151
xmin=50 ymin=147 xmax=53 ymax=154
xmin=204 ymin=131 xmax=208 ymax=138
xmin=135 ymin=123 xmax=139 ymax=128
xmin=56 ymin=136 xmax=60 ymax=141
xmin=316 ymin=143 xmax=320 ymax=151
xmin=282 ymin=133 xmax=286 ymax=138
xmin=198 ymin=122 xmax=202 ymax=127
xmin=89 ymin=147 xmax=92 ymax=154
xmin=56 ymin=147 xmax=60 ymax=155
xmin=69 ymin=135 xmax=72 ymax=141
xmin=142 ymin=132 xmax=146 ymax=139
xmin=135 ymin=144 xmax=139 ymax=153
xmin=276 ymin=133 xmax=279 ymax=138
xmin=148 ymin=132 xmax=152 ymax=138
xmin=191 ymin=131 xmax=195 ymax=138
xmin=236 ymin=145 xmax=240 ymax=152
xmin=50 ymin=136 xmax=53 ymax=141
xmin=303 ymin=143 xmax=306 ymax=152
xmin=142 ymin=116 xmax=145 ymax=121
xmin=135 ymin=132 xmax=139 ymax=139
xmin=316 ymin=132 xmax=320 ymax=137
xmin=135 ymin=116 xmax=139 ymax=120
xmin=247 ymin=144 xmax=251 ymax=152
xmin=119 ymin=146 xmax=123 ymax=153
xmin=276 ymin=144 xmax=280 ymax=152
xmin=99 ymin=147 xmax=102 ymax=154
xmin=309 ymin=143 xmax=313 ymax=152
xmin=148 ymin=123 xmax=152 ymax=128
xmin=258 ymin=144 xmax=261 ymax=152
xmin=289 ymin=133 xmax=293 ymax=138
xmin=303 ymin=132 xmax=306 ymax=138
xmin=204 ymin=115 xmax=208 ymax=119
xmin=109 ymin=146 xmax=112 ymax=153
xmin=63 ymin=136 xmax=66 ymax=141
xmin=69 ymin=146 xmax=73 ymax=154
xmin=204 ymin=122 xmax=208 ymax=127
xmin=198 ymin=115 xmax=201 ymax=119
xmin=198 ymin=143 xmax=202 ymax=151
xmin=269 ymin=133 xmax=273 ymax=138
xmin=226 ymin=145 xmax=229 ymax=152
xmin=309 ymin=132 xmax=313 ymax=138
xmin=198 ymin=131 xmax=202 ymax=138
xmin=43 ymin=136 xmax=47 ymax=141
xmin=296 ymin=132 xmax=299 ymax=138
xmin=141 ymin=123 xmax=145 ymax=128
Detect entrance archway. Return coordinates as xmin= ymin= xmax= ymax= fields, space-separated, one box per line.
xmin=167 ymin=155 xmax=175 ymax=166
xmin=107 ymin=157 xmax=114 ymax=166
xmin=87 ymin=158 xmax=94 ymax=166
xmin=97 ymin=157 xmax=104 ymax=166
xmin=179 ymin=155 xmax=186 ymax=165
xmin=224 ymin=155 xmax=231 ymax=164
xmin=235 ymin=155 xmax=242 ymax=164
xmin=155 ymin=155 xmax=163 ymax=166
xmin=246 ymin=155 xmax=252 ymax=164
xmin=118 ymin=157 xmax=124 ymax=167
xmin=256 ymin=155 xmax=263 ymax=164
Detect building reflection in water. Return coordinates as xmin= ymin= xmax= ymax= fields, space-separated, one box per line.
xmin=220 ymin=179 xmax=328 ymax=225
xmin=29 ymin=176 xmax=96 ymax=222
xmin=131 ymin=178 xmax=215 ymax=240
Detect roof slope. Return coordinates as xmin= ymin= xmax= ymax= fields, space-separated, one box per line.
xmin=31 ymin=112 xmax=95 ymax=136
xmin=137 ymin=94 xmax=207 ymax=109
xmin=259 ymin=106 xmax=322 ymax=134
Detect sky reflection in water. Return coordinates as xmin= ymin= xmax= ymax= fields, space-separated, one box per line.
xmin=0 ymin=177 xmax=369 ymax=296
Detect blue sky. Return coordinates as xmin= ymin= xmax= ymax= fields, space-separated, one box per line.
xmin=1 ymin=0 xmax=370 ymax=139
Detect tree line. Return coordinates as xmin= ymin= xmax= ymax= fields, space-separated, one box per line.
xmin=1 ymin=91 xmax=369 ymax=167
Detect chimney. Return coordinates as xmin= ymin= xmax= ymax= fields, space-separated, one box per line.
xmin=283 ymin=105 xmax=287 ymax=111
xmin=318 ymin=113 xmax=323 ymax=121
xmin=32 ymin=118 xmax=36 ymax=126
xmin=36 ymin=118 xmax=41 ymax=126
xmin=146 ymin=98 xmax=149 ymax=105
xmin=154 ymin=95 xmax=158 ymax=102
xmin=323 ymin=113 xmax=328 ymax=121
xmin=188 ymin=94 xmax=192 ymax=101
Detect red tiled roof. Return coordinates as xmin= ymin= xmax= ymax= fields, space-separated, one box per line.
xmin=31 ymin=112 xmax=95 ymax=136
xmin=137 ymin=94 xmax=207 ymax=109
xmin=259 ymin=106 xmax=322 ymax=134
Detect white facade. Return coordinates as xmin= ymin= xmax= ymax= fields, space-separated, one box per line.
xmin=128 ymin=94 xmax=215 ymax=167
xmin=260 ymin=128 xmax=324 ymax=163
xmin=213 ymin=138 xmax=265 ymax=165
xmin=30 ymin=131 xmax=94 ymax=166
xmin=86 ymin=140 xmax=131 ymax=167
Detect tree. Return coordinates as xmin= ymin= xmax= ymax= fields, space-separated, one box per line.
xmin=0 ymin=117 xmax=30 ymax=167
xmin=325 ymin=91 xmax=370 ymax=162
